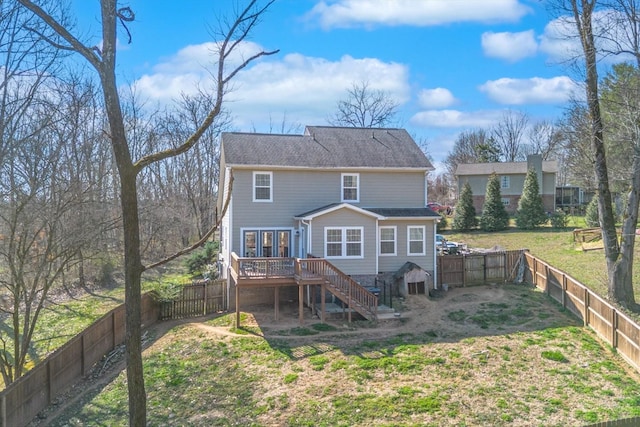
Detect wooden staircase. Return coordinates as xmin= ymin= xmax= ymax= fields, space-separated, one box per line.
xmin=299 ymin=258 xmax=378 ymax=321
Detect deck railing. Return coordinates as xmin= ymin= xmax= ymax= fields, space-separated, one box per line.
xmin=297 ymin=257 xmax=378 ymax=321
xmin=230 ymin=253 xmax=378 ymax=321
xmin=231 ymin=253 xmax=296 ymax=278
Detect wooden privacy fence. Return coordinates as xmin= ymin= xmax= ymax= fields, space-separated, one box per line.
xmin=0 ymin=293 xmax=159 ymax=427
xmin=438 ymin=250 xmax=524 ymax=287
xmin=523 ymin=252 xmax=640 ymax=374
xmin=158 ymin=279 xmax=227 ymax=320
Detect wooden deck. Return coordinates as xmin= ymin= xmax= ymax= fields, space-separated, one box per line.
xmin=229 ymin=253 xmax=378 ymax=325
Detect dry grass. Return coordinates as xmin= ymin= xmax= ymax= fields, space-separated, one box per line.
xmin=39 ymin=285 xmax=640 ymax=427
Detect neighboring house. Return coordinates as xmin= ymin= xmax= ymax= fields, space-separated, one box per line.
xmin=455 ymin=155 xmax=557 ymax=214
xmin=216 ymin=126 xmax=440 ymax=322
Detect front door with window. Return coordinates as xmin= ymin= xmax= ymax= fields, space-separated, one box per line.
xmin=243 ymin=229 xmax=291 ymax=257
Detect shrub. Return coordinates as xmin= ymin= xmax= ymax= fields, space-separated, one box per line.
xmin=516 ymin=168 xmax=548 ymax=229
xmin=185 ymin=241 xmax=219 ymax=275
xmin=452 ymin=181 xmax=478 ymax=232
xmin=436 ymin=213 xmax=448 ymax=232
xmin=585 ymin=196 xmax=599 ymax=228
xmin=550 ymin=209 xmax=569 ymax=229
xmin=480 ymin=173 xmax=509 ymax=232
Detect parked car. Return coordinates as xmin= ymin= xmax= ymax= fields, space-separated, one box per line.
xmin=428 ymin=202 xmax=453 ymax=215
xmin=436 ymin=234 xmax=460 ymax=254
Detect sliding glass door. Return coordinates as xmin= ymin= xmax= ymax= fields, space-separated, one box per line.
xmin=243 ymin=229 xmax=291 ymax=257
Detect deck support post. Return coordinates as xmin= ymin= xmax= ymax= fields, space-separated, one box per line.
xmin=274 ymin=287 xmax=279 ymax=321
xmin=299 ymin=284 xmax=304 ymax=325
xmin=235 ymin=284 xmax=240 ymax=328
xmin=321 ymin=283 xmax=326 ymax=323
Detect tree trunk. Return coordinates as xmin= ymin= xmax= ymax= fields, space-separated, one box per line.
xmin=98 ymin=2 xmax=146 ymax=423
xmin=573 ymin=0 xmax=633 ymax=307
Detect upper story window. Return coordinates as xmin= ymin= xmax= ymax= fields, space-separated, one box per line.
xmin=407 ymin=226 xmax=425 ymax=256
xmin=253 ymin=171 xmax=272 ymax=202
xmin=325 ymin=227 xmax=363 ymax=258
xmin=379 ymin=226 xmax=396 ymax=256
xmin=501 ymin=176 xmax=510 ymax=189
xmin=341 ymin=173 xmax=359 ymax=202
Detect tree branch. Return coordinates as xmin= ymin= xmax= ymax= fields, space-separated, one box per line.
xmin=142 ymin=172 xmax=233 ymax=271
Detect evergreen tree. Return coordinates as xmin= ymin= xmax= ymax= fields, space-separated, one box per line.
xmin=452 ymin=181 xmax=478 ymax=231
xmin=516 ymin=168 xmax=548 ymax=229
xmin=480 ymin=173 xmax=509 ymax=231
xmin=585 ymin=196 xmax=600 ymax=228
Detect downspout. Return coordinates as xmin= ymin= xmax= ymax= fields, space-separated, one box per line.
xmin=225 ymin=165 xmax=233 ymax=309
xmin=433 ymin=218 xmax=438 ymax=290
xmin=424 ymin=171 xmax=429 ymax=205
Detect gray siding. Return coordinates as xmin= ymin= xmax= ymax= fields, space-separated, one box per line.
xmin=229 ymin=168 xmax=427 ymax=255
xmin=308 ymin=208 xmax=377 ymax=276
xmin=377 ymin=219 xmax=436 ymax=273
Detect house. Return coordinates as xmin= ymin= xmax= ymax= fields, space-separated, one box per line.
xmin=216 ymin=126 xmax=440 ymax=323
xmin=455 ymin=155 xmax=557 ymax=214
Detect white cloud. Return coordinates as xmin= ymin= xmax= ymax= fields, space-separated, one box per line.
xmin=410 ymin=109 xmax=504 ymax=129
xmin=481 ymin=30 xmax=537 ymax=62
xmin=479 ymin=76 xmax=580 ymax=105
xmin=418 ymin=88 xmax=457 ymax=109
xmin=306 ymin=0 xmax=531 ymax=29
xmin=539 ymin=11 xmax=636 ymax=64
xmin=133 ymin=42 xmax=410 ymax=130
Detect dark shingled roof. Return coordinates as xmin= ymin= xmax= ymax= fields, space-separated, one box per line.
xmin=222 ymin=126 xmax=433 ymax=169
xmin=363 ymin=207 xmax=441 ymax=218
xmin=456 ymin=160 xmax=558 ymax=176
xmin=393 ymin=261 xmax=426 ymax=280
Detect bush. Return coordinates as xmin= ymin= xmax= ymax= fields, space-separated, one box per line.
xmin=480 ymin=173 xmax=509 ymax=232
xmin=436 ymin=213 xmax=448 ymax=232
xmin=549 ymin=209 xmax=569 ymax=229
xmin=452 ymin=181 xmax=478 ymax=232
xmin=185 ymin=241 xmax=219 ymax=275
xmin=585 ymin=196 xmax=599 ymax=228
xmin=516 ymin=168 xmax=548 ymax=229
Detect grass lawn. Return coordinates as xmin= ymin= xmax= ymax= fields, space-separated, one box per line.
xmin=443 ymin=219 xmax=640 ymax=304
xmin=39 ymin=285 xmax=640 ymax=427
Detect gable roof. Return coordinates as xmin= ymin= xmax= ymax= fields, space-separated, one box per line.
xmin=294 ymin=203 xmax=386 ymax=220
xmin=294 ymin=203 xmax=441 ymax=220
xmin=222 ymin=126 xmax=433 ymax=170
xmin=455 ymin=160 xmax=558 ymax=176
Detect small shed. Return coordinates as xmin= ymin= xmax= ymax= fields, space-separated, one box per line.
xmin=393 ymin=262 xmax=430 ymax=297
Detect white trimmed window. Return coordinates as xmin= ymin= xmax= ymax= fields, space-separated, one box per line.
xmin=253 ymin=171 xmax=272 ymax=202
xmin=501 ymin=198 xmax=510 ymax=206
xmin=341 ymin=173 xmax=359 ymax=202
xmin=501 ymin=176 xmax=510 ymax=189
xmin=379 ymin=226 xmax=396 ymax=256
xmin=325 ymin=227 xmax=363 ymax=258
xmin=407 ymin=226 xmax=425 ymax=256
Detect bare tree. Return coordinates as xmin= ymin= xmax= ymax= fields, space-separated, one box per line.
xmin=524 ymin=120 xmax=564 ymax=160
xmin=17 ymin=2 xmax=278 ymax=425
xmin=557 ymin=102 xmax=596 ymax=188
xmin=0 ymin=0 xmax=84 ymax=385
xmin=445 ymin=129 xmax=500 ymax=176
xmin=492 ymin=110 xmax=529 ymax=161
xmin=328 ymin=80 xmax=399 ymax=128
xmin=553 ymin=0 xmax=636 ymax=308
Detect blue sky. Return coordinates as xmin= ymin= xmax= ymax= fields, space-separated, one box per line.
xmin=70 ymin=0 xmax=585 ymax=171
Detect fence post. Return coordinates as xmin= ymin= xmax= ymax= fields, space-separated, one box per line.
xmin=562 ymin=274 xmax=567 ymax=308
xmin=612 ymin=309 xmax=618 ymax=348
xmin=203 ymin=282 xmax=208 ymax=316
xmin=545 ymin=264 xmax=550 ymax=296
xmin=583 ymin=287 xmax=589 ymax=327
